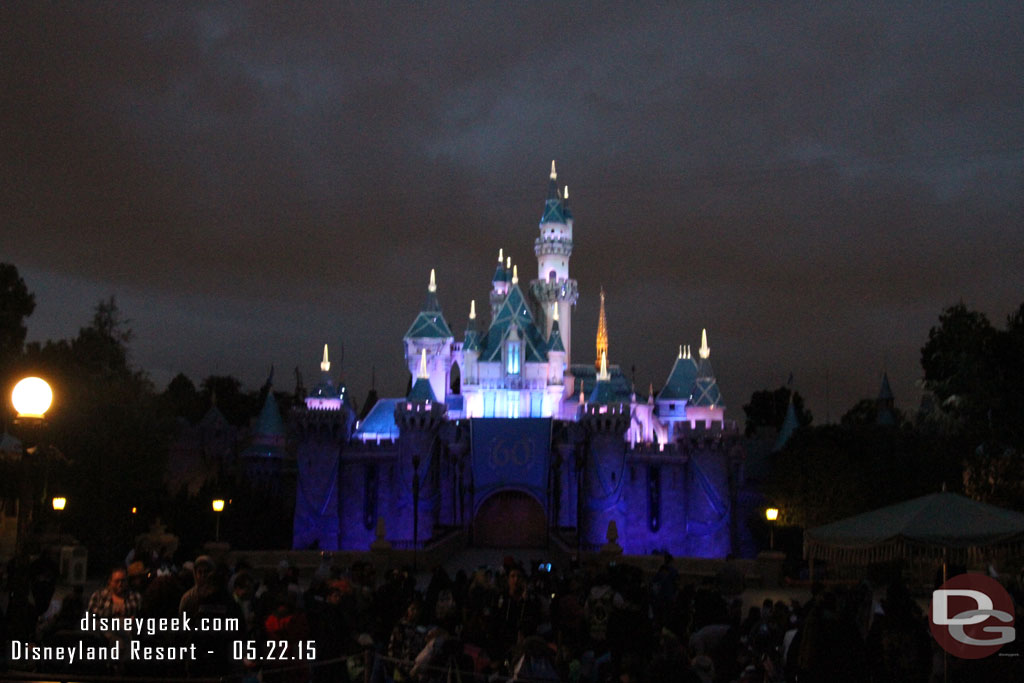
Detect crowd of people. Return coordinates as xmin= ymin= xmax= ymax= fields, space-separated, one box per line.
xmin=3 ymin=549 xmax=1024 ymax=682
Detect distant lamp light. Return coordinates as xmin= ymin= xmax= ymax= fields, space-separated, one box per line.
xmin=12 ymin=377 xmax=53 ymax=419
xmin=131 ymin=506 xmax=137 ymax=515
xmin=212 ymin=499 xmax=225 ymax=512
xmin=52 ymin=496 xmax=67 ymax=511
xmin=766 ymin=507 xmax=779 ymax=551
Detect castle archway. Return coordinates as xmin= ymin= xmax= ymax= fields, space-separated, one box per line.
xmin=473 ymin=490 xmax=547 ymax=548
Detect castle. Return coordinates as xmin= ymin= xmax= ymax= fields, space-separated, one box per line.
xmin=287 ymin=163 xmax=746 ymax=557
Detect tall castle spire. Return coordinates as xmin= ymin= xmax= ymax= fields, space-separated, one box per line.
xmin=595 ymin=288 xmax=608 ymax=370
xmin=531 ymin=161 xmax=579 ymax=365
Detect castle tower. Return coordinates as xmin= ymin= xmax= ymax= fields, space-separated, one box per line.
xmin=490 ymin=249 xmax=510 ymax=318
xmin=687 ymin=329 xmax=726 ymax=426
xmin=531 ymin=161 xmax=579 ymax=365
xmin=580 ymin=349 xmax=629 ymax=549
xmin=404 ymin=269 xmax=454 ymax=403
xmin=656 ymin=345 xmax=698 ymax=441
xmin=394 ymin=348 xmax=447 ymax=545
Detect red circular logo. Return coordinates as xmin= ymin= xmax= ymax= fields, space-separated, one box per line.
xmin=929 ymin=573 xmax=1016 ymax=659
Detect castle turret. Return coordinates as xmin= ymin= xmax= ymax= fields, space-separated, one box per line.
xmin=580 ymin=349 xmax=629 ymax=549
xmin=404 ymin=269 xmax=454 ymax=403
xmin=490 ymin=249 xmax=510 ymax=317
xmin=531 ymin=161 xmax=579 ymax=365
xmin=306 ymin=344 xmax=345 ymax=410
xmin=687 ymin=329 xmax=725 ymax=426
xmin=393 ymin=348 xmax=446 ymax=546
xmin=546 ymin=304 xmax=567 ymax=418
xmin=876 ymin=372 xmax=896 ymax=426
xmin=656 ymin=344 xmax=699 ymax=441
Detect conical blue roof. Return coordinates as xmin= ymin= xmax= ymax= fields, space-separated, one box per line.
xmin=657 ymin=354 xmax=698 ymax=401
xmin=878 ymin=372 xmax=894 ymax=401
xmin=481 ymin=284 xmax=548 ymax=362
xmin=405 ymin=310 xmax=453 ymax=339
xmin=773 ymin=399 xmax=800 ymax=452
xmin=407 ymin=377 xmax=437 ymax=402
xmin=588 ymin=378 xmax=619 ymax=404
xmin=540 ymin=174 xmax=566 ymax=224
xmin=492 ymin=264 xmax=510 ymax=282
xmin=255 ymin=392 xmax=285 ymax=437
xmin=689 ymin=357 xmax=723 ymax=407
xmin=548 ymin=319 xmax=565 ymax=353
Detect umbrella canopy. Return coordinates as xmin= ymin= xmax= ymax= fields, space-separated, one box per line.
xmin=805 ymin=492 xmax=1024 ymax=565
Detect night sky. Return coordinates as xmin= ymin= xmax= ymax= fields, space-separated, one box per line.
xmin=4 ymin=3 xmax=1022 ymax=422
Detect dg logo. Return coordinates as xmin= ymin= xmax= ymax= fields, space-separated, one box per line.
xmin=930 ymin=573 xmax=1016 ymax=659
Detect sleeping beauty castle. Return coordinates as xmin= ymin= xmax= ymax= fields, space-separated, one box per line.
xmin=288 ymin=163 xmax=747 ymax=557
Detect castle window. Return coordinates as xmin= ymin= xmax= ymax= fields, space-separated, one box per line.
xmin=507 ymin=341 xmax=520 ymax=374
xmin=549 ymin=270 xmax=556 ymax=282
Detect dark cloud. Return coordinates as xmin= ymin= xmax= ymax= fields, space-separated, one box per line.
xmin=3 ymin=2 xmax=1022 ymax=420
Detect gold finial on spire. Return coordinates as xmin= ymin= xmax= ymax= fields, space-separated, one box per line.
xmin=699 ymin=328 xmax=710 ymax=359
xmin=564 ymin=185 xmax=569 ymax=200
xmin=321 ymin=344 xmax=330 ymax=373
xmin=678 ymin=344 xmax=683 ymax=360
xmin=418 ymin=348 xmax=429 ymax=379
xmin=498 ymin=248 xmax=503 ymax=263
xmin=512 ymin=265 xmax=518 ymax=285
xmin=598 ymin=350 xmax=610 ymax=381
xmin=550 ymin=160 xmax=557 ymax=180
xmin=428 ymin=269 xmax=437 ymax=293
xmin=552 ymin=303 xmax=559 ymax=322
xmin=469 ymin=300 xmax=476 ymax=319
xmin=595 ymin=287 xmax=608 ymax=370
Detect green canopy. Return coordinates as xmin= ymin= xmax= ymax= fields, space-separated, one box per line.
xmin=804 ymin=492 xmax=1024 ymax=565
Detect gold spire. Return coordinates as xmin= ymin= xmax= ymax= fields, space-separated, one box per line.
xmin=552 ymin=303 xmax=559 ymax=322
xmin=678 ymin=344 xmax=683 ymax=360
xmin=428 ymin=268 xmax=437 ymax=293
xmin=598 ymin=350 xmax=610 ymax=381
xmin=320 ymin=344 xmax=330 ymax=373
xmin=498 ymin=248 xmax=503 ymax=263
xmin=550 ymin=160 xmax=557 ymax=180
xmin=564 ymin=185 xmax=569 ymax=200
xmin=595 ymin=287 xmax=608 ymax=370
xmin=506 ymin=256 xmax=511 ymax=270
xmin=511 ymin=264 xmax=518 ymax=285
xmin=469 ymin=300 xmax=476 ymax=320
xmin=418 ymin=348 xmax=429 ymax=379
xmin=699 ymin=328 xmax=710 ymax=359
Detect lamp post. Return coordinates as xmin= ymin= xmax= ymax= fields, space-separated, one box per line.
xmin=212 ymin=499 xmax=225 ymax=542
xmin=11 ymin=377 xmax=53 ymax=553
xmin=52 ymin=496 xmax=66 ymax=545
xmin=766 ymin=507 xmax=779 ymax=551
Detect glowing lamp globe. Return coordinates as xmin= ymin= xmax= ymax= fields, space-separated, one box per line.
xmin=12 ymin=377 xmax=53 ymax=419
xmin=765 ymin=507 xmax=779 ymax=521
xmin=212 ymin=499 xmax=225 ymax=512
xmin=52 ymin=497 xmax=67 ymax=511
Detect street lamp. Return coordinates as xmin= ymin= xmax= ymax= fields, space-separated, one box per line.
xmin=766 ymin=507 xmax=779 ymax=551
xmin=11 ymin=377 xmax=54 ymax=553
xmin=212 ymin=499 xmax=225 ymax=542
xmin=12 ymin=377 xmax=53 ymax=420
xmin=52 ymin=496 xmax=66 ymax=545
